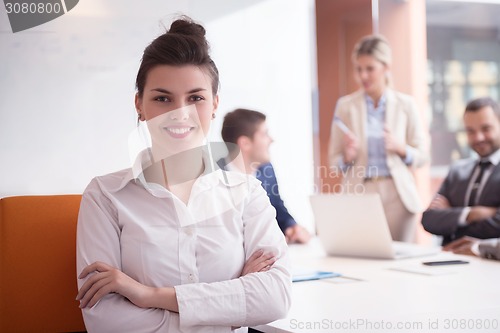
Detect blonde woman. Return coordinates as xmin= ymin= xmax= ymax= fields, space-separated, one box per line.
xmin=328 ymin=35 xmax=428 ymax=242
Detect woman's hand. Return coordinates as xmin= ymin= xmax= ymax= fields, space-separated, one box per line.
xmin=384 ymin=127 xmax=406 ymax=158
xmin=342 ymin=133 xmax=359 ymax=164
xmin=241 ymin=250 xmax=276 ymax=276
xmin=77 ymin=261 xmax=153 ymax=309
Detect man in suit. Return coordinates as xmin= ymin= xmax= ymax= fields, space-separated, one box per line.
xmin=422 ymin=97 xmax=500 ymax=245
xmin=219 ymin=108 xmax=310 ymax=244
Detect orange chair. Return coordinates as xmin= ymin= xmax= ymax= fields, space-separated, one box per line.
xmin=0 ymin=195 xmax=86 ymax=333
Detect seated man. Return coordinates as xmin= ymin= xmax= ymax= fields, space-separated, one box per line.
xmin=443 ymin=236 xmax=500 ymax=260
xmin=422 ymin=97 xmax=500 ymax=245
xmin=220 ymin=108 xmax=310 ymax=244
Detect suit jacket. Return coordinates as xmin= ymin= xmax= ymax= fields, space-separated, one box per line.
xmin=422 ymin=158 xmax=500 ymax=245
xmin=328 ymin=89 xmax=428 ymax=213
xmin=255 ymin=163 xmax=297 ymax=233
xmin=216 ymin=159 xmax=296 ymax=234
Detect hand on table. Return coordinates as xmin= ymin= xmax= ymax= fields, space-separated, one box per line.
xmin=443 ymin=236 xmax=480 ymax=256
xmin=285 ymin=225 xmax=311 ymax=244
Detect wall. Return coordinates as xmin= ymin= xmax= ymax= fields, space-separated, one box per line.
xmin=315 ymin=0 xmax=372 ymax=191
xmin=379 ymin=0 xmax=431 ymax=243
xmin=0 ymin=0 xmax=315 ymax=230
xmin=207 ymin=0 xmax=316 ymax=230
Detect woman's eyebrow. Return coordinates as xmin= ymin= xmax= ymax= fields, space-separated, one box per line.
xmin=150 ymin=88 xmax=207 ymax=94
xmin=187 ymin=88 xmax=206 ymax=93
xmin=150 ymin=88 xmax=172 ymax=94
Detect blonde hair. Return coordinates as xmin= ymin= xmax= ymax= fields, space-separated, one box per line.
xmin=352 ymin=35 xmax=392 ymax=85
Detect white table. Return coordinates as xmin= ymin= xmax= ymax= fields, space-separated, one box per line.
xmin=253 ymin=238 xmax=500 ymax=333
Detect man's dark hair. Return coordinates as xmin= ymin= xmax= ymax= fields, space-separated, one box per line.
xmin=221 ymin=109 xmax=266 ymax=147
xmin=465 ymin=97 xmax=500 ymax=118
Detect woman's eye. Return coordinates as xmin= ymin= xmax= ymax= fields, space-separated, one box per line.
xmin=154 ymin=96 xmax=170 ymax=102
xmin=190 ymin=95 xmax=204 ymax=102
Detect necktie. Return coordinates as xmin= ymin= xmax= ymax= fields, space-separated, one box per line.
xmin=468 ymin=160 xmax=491 ymax=206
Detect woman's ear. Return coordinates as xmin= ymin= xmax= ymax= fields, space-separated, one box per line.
xmin=135 ymin=93 xmax=143 ymax=121
xmin=212 ymin=95 xmax=219 ymax=118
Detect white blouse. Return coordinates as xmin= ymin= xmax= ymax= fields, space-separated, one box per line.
xmin=76 ymin=167 xmax=291 ymax=333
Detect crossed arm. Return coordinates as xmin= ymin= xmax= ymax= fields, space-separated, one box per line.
xmin=431 ymin=198 xmax=499 ymax=258
xmin=428 ymin=194 xmax=497 ymax=224
xmin=422 ymin=193 xmax=500 ymax=243
xmin=76 ymin=250 xmax=277 ymax=310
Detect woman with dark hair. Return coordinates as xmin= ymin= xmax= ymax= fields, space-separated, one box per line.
xmin=328 ymin=35 xmax=429 ymax=242
xmin=76 ymin=17 xmax=291 ymax=332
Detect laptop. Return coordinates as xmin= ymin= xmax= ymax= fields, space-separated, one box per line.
xmin=309 ymin=193 xmax=441 ymax=259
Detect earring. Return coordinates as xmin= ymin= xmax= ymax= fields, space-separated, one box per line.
xmin=211 ymin=113 xmax=216 ymax=119
xmin=137 ymin=113 xmax=142 ymax=126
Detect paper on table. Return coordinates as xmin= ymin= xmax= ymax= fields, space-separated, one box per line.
xmin=292 ymin=267 xmax=341 ymax=282
xmin=321 ymin=276 xmax=364 ymax=284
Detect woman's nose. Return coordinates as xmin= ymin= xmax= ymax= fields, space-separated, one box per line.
xmin=169 ymin=106 xmax=190 ymax=121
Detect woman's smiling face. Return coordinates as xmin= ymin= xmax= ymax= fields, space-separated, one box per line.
xmin=135 ymin=64 xmax=218 ymax=159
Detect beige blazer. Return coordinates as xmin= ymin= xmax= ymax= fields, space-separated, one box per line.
xmin=328 ymin=89 xmax=428 ymax=213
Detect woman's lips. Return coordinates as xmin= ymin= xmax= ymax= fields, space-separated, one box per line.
xmin=164 ymin=126 xmax=194 ymax=139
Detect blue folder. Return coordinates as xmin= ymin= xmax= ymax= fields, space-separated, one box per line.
xmin=292 ymin=270 xmax=341 ymax=283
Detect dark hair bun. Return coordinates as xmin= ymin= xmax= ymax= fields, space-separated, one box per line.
xmin=135 ymin=15 xmax=219 ymax=97
xmin=165 ymin=16 xmax=210 ymax=58
xmin=169 ymin=17 xmax=206 ymax=39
